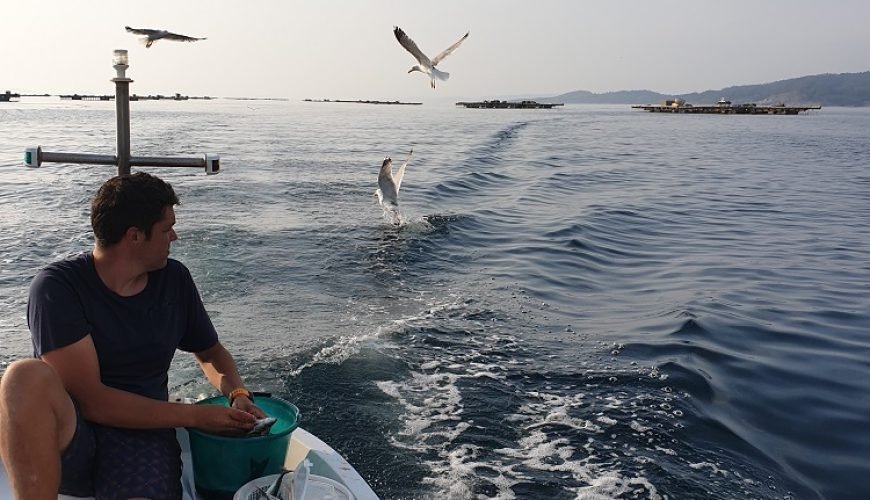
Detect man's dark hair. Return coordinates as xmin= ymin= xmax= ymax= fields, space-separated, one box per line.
xmin=91 ymin=172 xmax=179 ymax=248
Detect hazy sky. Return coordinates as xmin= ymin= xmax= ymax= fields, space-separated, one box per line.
xmin=2 ymin=0 xmax=869 ymax=101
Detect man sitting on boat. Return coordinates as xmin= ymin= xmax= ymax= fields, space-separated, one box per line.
xmin=0 ymin=172 xmax=266 ymax=499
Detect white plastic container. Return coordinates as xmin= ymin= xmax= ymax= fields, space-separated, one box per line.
xmin=233 ymin=460 xmax=353 ymax=500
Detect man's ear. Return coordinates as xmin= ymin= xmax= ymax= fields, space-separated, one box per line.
xmin=125 ymin=226 xmax=142 ymax=242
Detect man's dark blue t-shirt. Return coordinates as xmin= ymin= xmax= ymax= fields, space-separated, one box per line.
xmin=27 ymin=252 xmax=218 ymax=401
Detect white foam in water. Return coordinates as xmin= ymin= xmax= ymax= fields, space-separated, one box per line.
xmin=517 ymin=391 xmax=604 ymax=434
xmin=368 ymin=298 xmax=667 ymax=498
xmin=629 ymin=420 xmax=652 ymax=433
xmin=287 ymin=297 xmax=475 ymax=379
xmin=689 ymin=461 xmax=730 ymax=477
xmin=294 ymin=297 xmax=475 ymax=386
xmin=375 ymin=351 xmax=667 ymax=498
xmin=379 ymin=206 xmax=402 ymax=226
xmin=377 ymin=363 xmax=509 ymax=497
xmin=654 ymin=445 xmax=678 ymax=456
xmin=596 ymin=415 xmax=618 ymax=426
xmin=378 ymin=208 xmax=434 ymax=230
xmin=493 ymin=427 xmax=665 ymax=500
xmin=288 ymin=330 xmax=381 ymax=377
xmin=376 ymin=371 xmax=465 ymax=440
xmin=288 ymin=279 xmax=473 ymax=377
xmin=499 ymin=390 xmax=666 ymax=499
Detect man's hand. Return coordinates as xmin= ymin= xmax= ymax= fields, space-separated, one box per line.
xmin=232 ymin=395 xmax=267 ymax=419
xmin=193 ymin=404 xmax=257 ymax=436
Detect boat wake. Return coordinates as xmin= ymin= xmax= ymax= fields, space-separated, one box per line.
xmin=370 ymin=299 xmax=669 ymax=499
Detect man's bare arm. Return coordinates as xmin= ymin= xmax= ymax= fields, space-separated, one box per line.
xmin=195 ymin=342 xmax=266 ymax=418
xmin=41 ymin=335 xmax=255 ymax=433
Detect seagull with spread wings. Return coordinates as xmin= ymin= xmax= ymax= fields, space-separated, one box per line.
xmin=125 ymin=26 xmax=207 ymax=48
xmin=393 ymin=26 xmax=469 ymax=89
xmin=375 ymin=149 xmax=413 ymax=214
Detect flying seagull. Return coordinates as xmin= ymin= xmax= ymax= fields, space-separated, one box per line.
xmin=375 ymin=149 xmax=413 ymax=212
xmin=393 ymin=26 xmax=468 ymax=89
xmin=125 ymin=26 xmax=206 ymax=48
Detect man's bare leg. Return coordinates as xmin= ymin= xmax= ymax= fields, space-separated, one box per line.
xmin=0 ymin=359 xmax=77 ymax=500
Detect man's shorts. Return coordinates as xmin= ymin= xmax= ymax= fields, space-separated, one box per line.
xmin=60 ymin=405 xmax=183 ymax=499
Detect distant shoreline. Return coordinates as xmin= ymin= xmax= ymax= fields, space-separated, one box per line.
xmin=538 ymin=70 xmax=870 ymax=107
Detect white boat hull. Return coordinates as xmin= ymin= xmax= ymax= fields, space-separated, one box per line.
xmin=1 ymin=427 xmax=378 ymax=500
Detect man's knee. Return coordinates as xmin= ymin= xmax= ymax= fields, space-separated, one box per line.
xmin=0 ymin=359 xmax=70 ymax=420
xmin=0 ymin=359 xmax=62 ymax=398
xmin=0 ymin=358 xmax=77 ymax=452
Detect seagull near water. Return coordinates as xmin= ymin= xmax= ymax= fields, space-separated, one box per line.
xmin=393 ymin=26 xmax=469 ymax=89
xmin=375 ymin=149 xmax=413 ymax=215
xmin=125 ymin=26 xmax=207 ymax=48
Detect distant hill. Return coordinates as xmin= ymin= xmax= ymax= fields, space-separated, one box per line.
xmin=541 ymin=71 xmax=870 ymax=107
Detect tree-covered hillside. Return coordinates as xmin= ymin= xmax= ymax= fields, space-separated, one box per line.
xmin=543 ymin=72 xmax=870 ymax=107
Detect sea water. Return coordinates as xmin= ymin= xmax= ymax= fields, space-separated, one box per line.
xmin=1 ymin=98 xmax=869 ymax=499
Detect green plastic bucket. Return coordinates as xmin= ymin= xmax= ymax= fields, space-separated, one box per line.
xmin=187 ymin=395 xmax=300 ymax=499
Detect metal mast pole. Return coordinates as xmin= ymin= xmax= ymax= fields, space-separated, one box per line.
xmin=25 ymin=49 xmax=219 ymax=175
xmin=112 ymin=50 xmax=133 ymax=176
